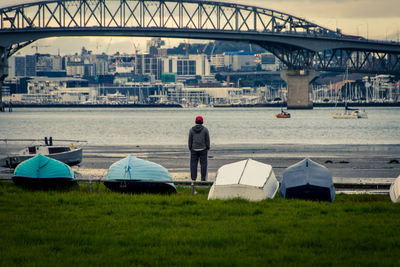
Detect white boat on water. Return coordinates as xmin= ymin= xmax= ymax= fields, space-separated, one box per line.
xmin=331 ymin=68 xmax=368 ymax=119
xmin=332 ymin=106 xmax=368 ymax=119
xmin=196 ymin=103 xmax=213 ymax=108
xmin=0 ymin=137 xmax=84 ymax=168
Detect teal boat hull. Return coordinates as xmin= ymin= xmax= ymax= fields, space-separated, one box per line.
xmin=12 ymin=153 xmax=76 ymax=189
xmin=104 ymin=155 xmax=176 ymax=194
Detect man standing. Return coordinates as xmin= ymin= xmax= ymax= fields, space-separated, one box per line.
xmin=188 ymin=116 xmax=210 ymax=181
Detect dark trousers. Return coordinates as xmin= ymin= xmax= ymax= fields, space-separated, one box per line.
xmin=190 ymin=149 xmax=208 ymax=181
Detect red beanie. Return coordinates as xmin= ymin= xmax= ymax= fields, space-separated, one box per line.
xmin=195 ymin=116 xmax=203 ymax=124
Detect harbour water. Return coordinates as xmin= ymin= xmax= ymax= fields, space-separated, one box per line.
xmin=1 ymin=106 xmax=399 ymax=183
xmin=0 ymin=107 xmax=399 ymax=146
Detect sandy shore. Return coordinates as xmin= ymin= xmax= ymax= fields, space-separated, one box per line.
xmin=1 ymin=143 xmax=399 ymax=182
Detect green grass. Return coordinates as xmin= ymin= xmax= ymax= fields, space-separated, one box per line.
xmin=0 ymin=182 xmax=399 ymax=266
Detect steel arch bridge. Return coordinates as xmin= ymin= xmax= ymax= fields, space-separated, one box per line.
xmin=0 ymin=0 xmax=400 ymax=75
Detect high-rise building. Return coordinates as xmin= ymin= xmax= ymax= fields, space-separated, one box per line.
xmin=9 ymin=57 xmax=25 ymax=77
xmin=210 ymin=54 xmax=225 ymax=71
xmin=25 ymin=55 xmax=36 ymax=76
xmin=162 ymin=54 xmax=210 ymax=76
xmin=52 ymin=55 xmax=63 ymax=70
xmin=260 ymin=53 xmax=280 ymax=71
xmin=134 ymin=54 xmax=162 ymax=80
xmin=65 ymin=56 xmax=85 ymax=77
xmin=224 ymin=51 xmax=256 ymax=71
xmin=146 ymin=37 xmax=165 ymax=55
xmin=8 ymin=56 xmax=36 ymax=77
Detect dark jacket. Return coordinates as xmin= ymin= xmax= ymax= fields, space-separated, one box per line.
xmin=188 ymin=124 xmax=210 ymax=151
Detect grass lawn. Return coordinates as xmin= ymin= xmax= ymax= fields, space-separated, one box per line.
xmin=0 ymin=182 xmax=399 ymax=266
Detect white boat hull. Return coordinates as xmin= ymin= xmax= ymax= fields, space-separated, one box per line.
xmin=208 ymin=159 xmax=279 ymax=201
xmin=332 ymin=113 xmax=358 ymax=119
xmin=332 ymin=109 xmax=368 ymax=119
xmin=389 ymin=175 xmax=400 ymax=203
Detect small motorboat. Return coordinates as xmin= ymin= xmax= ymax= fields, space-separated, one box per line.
xmin=276 ymin=109 xmax=291 ymax=118
xmin=208 ymin=159 xmax=279 ymax=201
xmin=0 ymin=137 xmax=84 ymax=168
xmin=12 ymin=153 xmax=77 ymax=189
xmin=104 ymin=155 xmax=176 ymax=194
xmin=280 ymin=158 xmax=335 ymax=202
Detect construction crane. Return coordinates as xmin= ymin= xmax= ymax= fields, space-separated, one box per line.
xmin=204 ymin=41 xmax=216 ymax=63
xmin=104 ymin=38 xmax=113 ymax=55
xmin=131 ymin=41 xmax=139 ymax=55
xmin=31 ymin=44 xmax=50 ymax=53
xmin=101 ymin=38 xmax=113 ymax=75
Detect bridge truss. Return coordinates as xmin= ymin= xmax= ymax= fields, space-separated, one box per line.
xmin=0 ymin=0 xmax=399 ymax=74
xmin=264 ymin=45 xmax=400 ymax=75
xmin=0 ymin=0 xmax=336 ymax=35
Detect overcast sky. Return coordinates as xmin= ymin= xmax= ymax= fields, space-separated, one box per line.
xmin=2 ymin=0 xmax=399 ymax=55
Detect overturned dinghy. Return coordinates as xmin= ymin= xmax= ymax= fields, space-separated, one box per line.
xmin=208 ymin=159 xmax=279 ymax=201
xmin=389 ymin=175 xmax=400 ymax=203
xmin=280 ymin=158 xmax=335 ymax=202
xmin=12 ymin=153 xmax=77 ymax=189
xmin=104 ymin=155 xmax=176 ymax=194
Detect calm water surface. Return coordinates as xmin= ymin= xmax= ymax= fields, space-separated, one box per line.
xmin=0 ymin=107 xmax=399 ymax=146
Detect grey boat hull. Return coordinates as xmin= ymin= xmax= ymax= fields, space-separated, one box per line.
xmin=280 ymin=158 xmax=335 ymax=202
xmin=0 ymin=148 xmax=83 ymax=168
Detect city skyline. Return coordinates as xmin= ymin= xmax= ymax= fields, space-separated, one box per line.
xmin=2 ymin=0 xmax=399 ymax=56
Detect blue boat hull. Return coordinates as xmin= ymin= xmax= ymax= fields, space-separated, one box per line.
xmin=12 ymin=176 xmax=78 ymax=189
xmin=104 ymin=180 xmax=177 ymax=194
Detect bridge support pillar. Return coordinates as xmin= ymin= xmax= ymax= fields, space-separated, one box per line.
xmin=280 ymin=69 xmax=318 ymax=109
xmin=0 ymin=46 xmax=8 ymax=112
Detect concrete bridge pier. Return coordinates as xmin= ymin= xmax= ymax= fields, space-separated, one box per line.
xmin=280 ymin=69 xmax=318 ymax=109
xmin=0 ymin=46 xmax=8 ymax=112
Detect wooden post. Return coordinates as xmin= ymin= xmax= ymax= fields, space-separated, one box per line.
xmin=89 ymin=180 xmax=93 ymax=194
